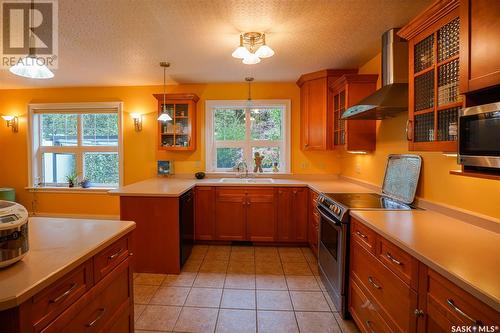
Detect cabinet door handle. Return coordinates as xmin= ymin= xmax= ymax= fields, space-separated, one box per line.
xmin=406 ymin=120 xmax=413 ymax=141
xmin=365 ymin=320 xmax=376 ymax=333
xmin=356 ymin=231 xmax=367 ymax=239
xmin=49 ymin=283 xmax=77 ymax=303
xmin=414 ymin=309 xmax=425 ymax=317
xmin=446 ymin=299 xmax=482 ymax=325
xmin=368 ymin=276 xmax=381 ymax=289
xmin=86 ymin=308 xmax=106 ymax=327
xmin=386 ymin=252 xmax=402 ymax=265
xmin=108 ymin=249 xmax=122 ymax=260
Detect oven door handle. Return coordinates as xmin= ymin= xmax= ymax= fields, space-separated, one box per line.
xmin=317 ymin=206 xmax=342 ymax=227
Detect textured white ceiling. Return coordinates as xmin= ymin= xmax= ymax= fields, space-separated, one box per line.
xmin=0 ymin=0 xmax=431 ymax=89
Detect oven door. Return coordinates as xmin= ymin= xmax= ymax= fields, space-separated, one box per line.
xmin=459 ymin=103 xmax=500 ymax=168
xmin=317 ymin=205 xmax=348 ymax=316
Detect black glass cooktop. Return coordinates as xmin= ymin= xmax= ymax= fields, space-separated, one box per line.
xmin=323 ymin=193 xmax=414 ymax=210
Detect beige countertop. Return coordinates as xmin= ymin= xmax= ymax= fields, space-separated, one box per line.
xmin=107 ymin=176 xmax=373 ymax=197
xmin=350 ymin=210 xmax=500 ymax=312
xmin=0 ymin=217 xmax=136 ymax=311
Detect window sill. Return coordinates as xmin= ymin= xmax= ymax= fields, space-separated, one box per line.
xmin=25 ymin=186 xmax=115 ymax=194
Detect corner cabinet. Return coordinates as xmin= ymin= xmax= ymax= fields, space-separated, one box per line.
xmin=330 ymin=74 xmax=378 ymax=151
xmin=154 ymin=93 xmax=199 ymax=151
xmin=297 ymin=69 xmax=358 ymax=150
xmin=398 ymin=0 xmax=463 ymax=152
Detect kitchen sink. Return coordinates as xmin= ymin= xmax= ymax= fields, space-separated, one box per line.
xmin=218 ymin=178 xmax=275 ymax=184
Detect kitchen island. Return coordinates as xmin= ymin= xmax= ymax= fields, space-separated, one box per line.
xmin=0 ymin=217 xmax=136 ymax=332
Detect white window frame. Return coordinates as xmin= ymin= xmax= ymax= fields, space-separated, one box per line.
xmin=205 ymin=99 xmax=291 ymax=173
xmin=27 ymin=102 xmax=124 ymax=189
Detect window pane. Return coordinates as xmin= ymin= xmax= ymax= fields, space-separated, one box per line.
xmin=252 ymin=147 xmax=280 ymax=170
xmin=41 ymin=114 xmax=77 ymax=146
xmin=84 ymin=152 xmax=119 ymax=186
xmin=82 ymin=113 xmax=118 ymax=146
xmin=42 ymin=153 xmax=76 ymax=184
xmin=216 ymin=148 xmax=243 ymax=169
xmin=251 ymin=108 xmax=282 ymax=140
xmin=214 ymin=109 xmax=245 ymax=141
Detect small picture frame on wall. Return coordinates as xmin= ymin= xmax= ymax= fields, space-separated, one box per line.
xmin=158 ymin=160 xmax=174 ymax=176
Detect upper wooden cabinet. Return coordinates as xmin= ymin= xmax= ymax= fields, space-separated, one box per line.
xmin=398 ymin=0 xmax=463 ymax=152
xmin=154 ymin=93 xmax=199 ymax=151
xmin=297 ymin=69 xmax=357 ymax=150
xmin=330 ymin=74 xmax=378 ymax=151
xmin=460 ymin=0 xmax=500 ymax=94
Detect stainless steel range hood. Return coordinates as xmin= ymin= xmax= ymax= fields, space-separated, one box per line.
xmin=342 ymin=29 xmax=408 ymax=120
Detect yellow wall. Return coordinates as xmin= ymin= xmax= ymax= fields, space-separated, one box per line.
xmin=0 ymin=83 xmax=340 ymax=216
xmin=340 ymin=54 xmax=500 ymax=219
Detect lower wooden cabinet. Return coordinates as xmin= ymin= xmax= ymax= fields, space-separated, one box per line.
xmin=308 ymin=189 xmax=320 ymax=256
xmin=349 ymin=218 xmax=500 ymax=333
xmin=194 ymin=186 xmax=216 ymax=240
xmin=1 ymin=236 xmax=133 ymax=333
xmin=277 ymin=187 xmax=308 ymax=242
xmin=246 ymin=189 xmax=277 ymax=242
xmin=215 ymin=188 xmax=247 ymax=241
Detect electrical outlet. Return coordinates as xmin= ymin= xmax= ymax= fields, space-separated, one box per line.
xmin=195 ymin=160 xmax=200 ymax=168
xmin=300 ymin=161 xmax=309 ymax=169
xmin=355 ymin=162 xmax=361 ymax=174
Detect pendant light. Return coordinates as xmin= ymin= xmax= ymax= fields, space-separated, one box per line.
xmin=246 ymin=77 xmax=255 ymax=108
xmin=157 ymin=62 xmax=173 ymax=122
xmin=9 ymin=0 xmax=54 ymax=79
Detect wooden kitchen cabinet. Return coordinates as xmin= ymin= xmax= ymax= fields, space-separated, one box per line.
xmin=349 ymin=217 xmax=500 ymax=333
xmin=308 ymin=189 xmax=320 ymax=256
xmin=330 ymin=74 xmax=378 ymax=151
xmin=214 ymin=188 xmax=278 ymax=242
xmin=246 ymin=189 xmax=277 ymax=242
xmin=459 ymin=0 xmax=500 ymax=94
xmin=277 ymin=187 xmax=308 ymax=242
xmin=398 ymin=0 xmax=463 ymax=152
xmin=215 ymin=188 xmax=247 ymax=241
xmin=195 ymin=186 xmax=216 ymax=240
xmin=155 ymin=93 xmax=199 ymax=151
xmin=297 ymin=69 xmax=358 ymax=150
xmin=1 ymin=236 xmax=133 ymax=333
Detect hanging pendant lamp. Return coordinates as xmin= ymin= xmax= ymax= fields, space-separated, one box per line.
xmin=157 ymin=62 xmax=173 ymax=121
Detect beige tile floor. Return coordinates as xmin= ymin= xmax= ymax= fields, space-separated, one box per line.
xmin=134 ymin=245 xmax=360 ymax=333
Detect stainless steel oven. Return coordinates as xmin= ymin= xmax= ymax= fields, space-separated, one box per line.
xmin=459 ymin=102 xmax=500 ymax=170
xmin=317 ymin=203 xmax=349 ymax=318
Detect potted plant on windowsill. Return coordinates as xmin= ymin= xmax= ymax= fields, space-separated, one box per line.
xmin=66 ymin=173 xmax=78 ymax=188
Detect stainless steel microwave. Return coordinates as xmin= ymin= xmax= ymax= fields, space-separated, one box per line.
xmin=458 ymin=102 xmax=500 ymax=169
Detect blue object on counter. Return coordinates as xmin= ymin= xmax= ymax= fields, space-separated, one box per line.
xmin=0 ymin=188 xmax=15 ymax=201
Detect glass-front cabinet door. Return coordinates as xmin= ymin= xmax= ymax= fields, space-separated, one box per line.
xmin=400 ymin=3 xmax=462 ymax=152
xmin=155 ymin=93 xmax=199 ymax=151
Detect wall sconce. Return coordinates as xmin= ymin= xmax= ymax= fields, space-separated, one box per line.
xmin=130 ymin=113 xmax=143 ymax=132
xmin=2 ymin=115 xmax=19 ymax=132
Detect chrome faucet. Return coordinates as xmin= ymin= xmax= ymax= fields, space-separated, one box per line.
xmin=236 ymin=161 xmax=248 ymax=178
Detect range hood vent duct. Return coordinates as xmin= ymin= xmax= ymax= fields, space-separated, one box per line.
xmin=342 ymin=29 xmax=409 ymax=120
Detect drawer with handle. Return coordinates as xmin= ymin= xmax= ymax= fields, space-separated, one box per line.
xmin=349 ymin=279 xmax=392 ymax=333
xmin=93 ymin=236 xmax=130 ymax=282
xmin=41 ymin=258 xmax=131 ymax=333
xmin=351 ymin=241 xmax=417 ymax=333
xmin=352 ymin=218 xmax=376 ymax=254
xmin=377 ymin=236 xmax=418 ymax=287
xmin=30 ymin=260 xmax=93 ymax=332
xmin=426 ymin=269 xmax=499 ymax=330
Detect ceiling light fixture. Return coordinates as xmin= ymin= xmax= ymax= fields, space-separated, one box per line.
xmin=157 ymin=62 xmax=173 ymax=122
xmin=232 ymin=32 xmax=274 ymax=65
xmin=9 ymin=0 xmax=54 ymax=79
